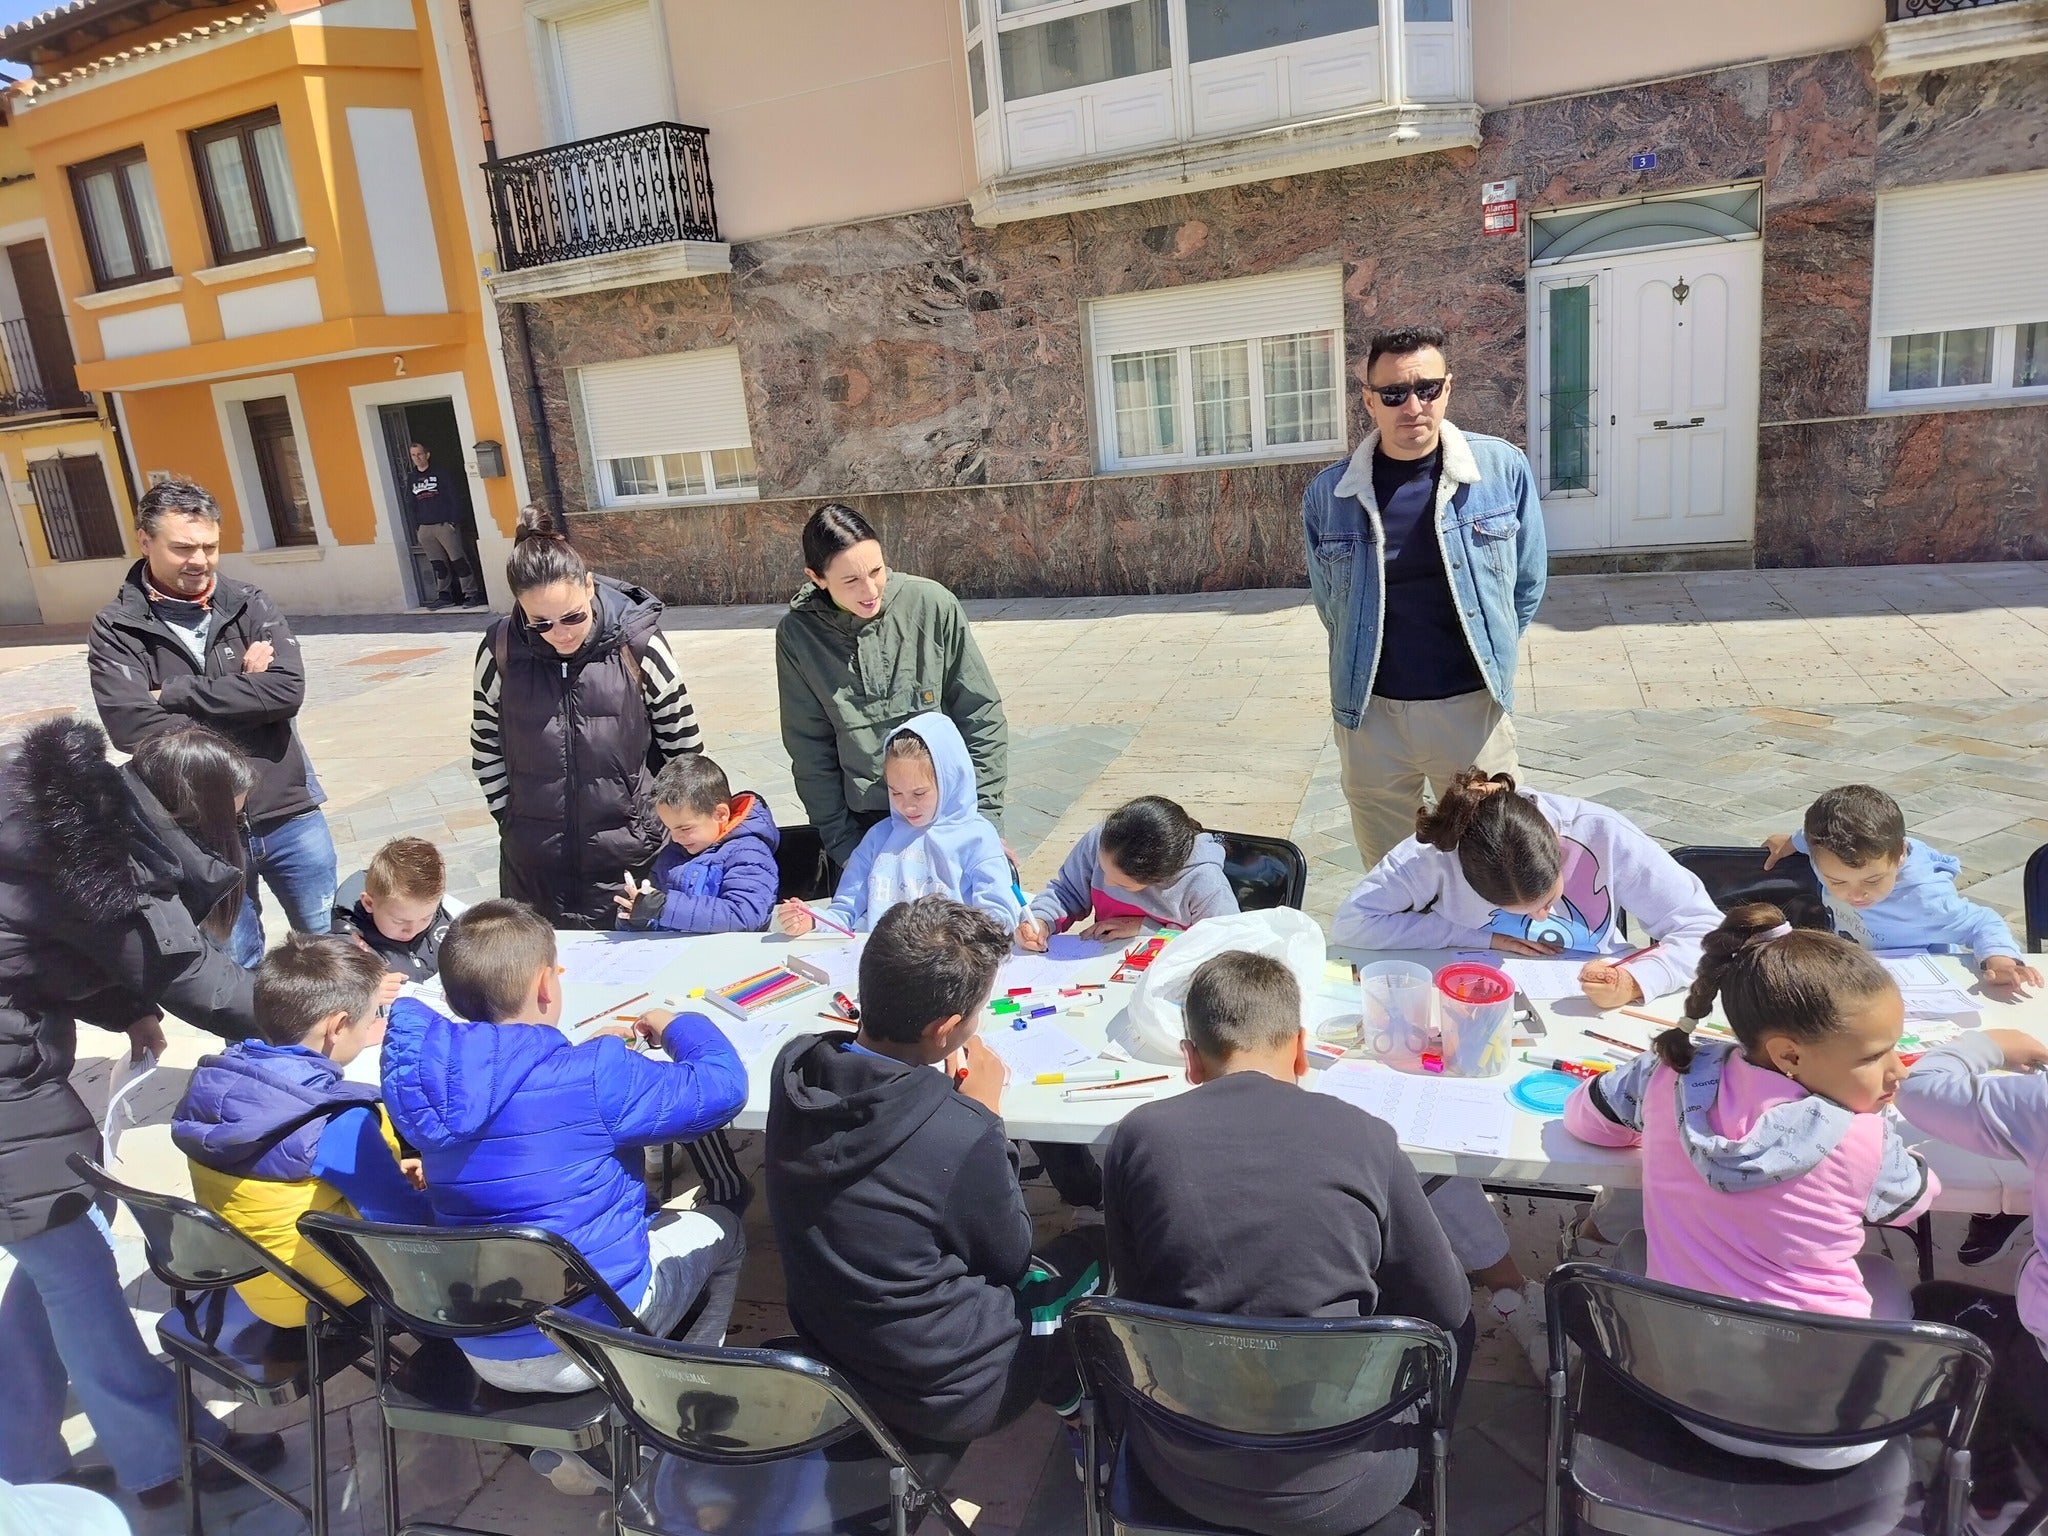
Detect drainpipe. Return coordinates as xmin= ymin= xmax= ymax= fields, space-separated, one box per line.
xmin=455 ymin=0 xmax=563 ymax=515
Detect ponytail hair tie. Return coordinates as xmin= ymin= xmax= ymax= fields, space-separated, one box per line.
xmin=1746 ymin=922 xmax=1794 ymax=947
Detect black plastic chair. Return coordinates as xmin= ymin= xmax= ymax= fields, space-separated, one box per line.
xmin=69 ymin=1154 xmax=369 ymax=1536
xmin=1668 ymin=845 xmax=1833 ymax=933
xmin=1543 ymin=1262 xmax=1993 ymax=1536
xmin=1066 ymin=1296 xmax=1455 ymax=1536
xmin=2024 ymin=842 xmax=2048 ymax=953
xmin=533 ymin=1308 xmax=974 ymax=1536
xmin=776 ymin=824 xmax=835 ymax=904
xmin=296 ymin=1211 xmax=651 ymax=1536
xmin=1213 ymin=831 xmax=1308 ymax=912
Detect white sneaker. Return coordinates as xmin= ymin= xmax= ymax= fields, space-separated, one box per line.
xmin=1491 ymin=1281 xmax=1551 ymax=1381
xmin=1967 ymin=1499 xmax=2038 ymax=1536
xmin=527 ymin=1448 xmax=610 ymax=1497
xmin=1557 ymin=1214 xmax=1620 ymax=1267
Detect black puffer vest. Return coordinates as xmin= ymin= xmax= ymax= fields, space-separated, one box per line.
xmin=493 ymin=576 xmax=666 ymax=927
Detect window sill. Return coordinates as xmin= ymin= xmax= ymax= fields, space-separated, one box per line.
xmin=74 ymin=275 xmax=184 ymax=310
xmin=243 ymin=543 xmax=326 ymax=563
xmin=1092 ymin=449 xmax=1342 ymax=480
xmin=192 ymin=246 xmax=317 ymax=286
xmin=1873 ymin=0 xmax=2048 ymax=77
xmin=1866 ymin=387 xmax=2048 ymax=412
xmin=583 ymin=488 xmax=762 ymax=513
xmin=971 ymin=100 xmax=1481 ymax=226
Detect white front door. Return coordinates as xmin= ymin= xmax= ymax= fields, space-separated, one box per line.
xmin=1529 ymin=240 xmax=1761 ymax=552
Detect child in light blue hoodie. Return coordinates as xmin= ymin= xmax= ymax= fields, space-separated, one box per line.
xmin=776 ymin=712 xmax=1020 ymax=936
xmin=1762 ymin=783 xmax=2040 ymax=996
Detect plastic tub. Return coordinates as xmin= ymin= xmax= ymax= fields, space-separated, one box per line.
xmin=1357 ymin=961 xmax=1436 ymax=1069
xmin=1435 ymin=961 xmax=1516 ymax=1078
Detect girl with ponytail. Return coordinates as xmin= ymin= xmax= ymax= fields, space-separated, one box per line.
xmin=1562 ymin=903 xmax=1935 ymax=1468
xmin=1331 ymin=768 xmax=1724 ymax=1010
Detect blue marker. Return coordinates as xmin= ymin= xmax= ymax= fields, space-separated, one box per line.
xmin=1027 ymin=1004 xmax=1058 ymax=1020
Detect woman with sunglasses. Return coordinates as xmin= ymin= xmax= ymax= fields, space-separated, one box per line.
xmin=470 ymin=505 xmax=703 ymax=929
xmin=0 ymin=717 xmax=282 ymax=1509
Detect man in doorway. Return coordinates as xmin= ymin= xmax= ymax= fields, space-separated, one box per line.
xmin=1303 ymin=326 xmax=1548 ymax=870
xmin=88 ymin=477 xmax=338 ymax=967
xmin=407 ymin=443 xmax=482 ymax=608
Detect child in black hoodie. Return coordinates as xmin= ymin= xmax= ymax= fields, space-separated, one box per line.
xmin=332 ymin=837 xmax=452 ymax=984
xmin=766 ymin=895 xmax=1104 ymax=1444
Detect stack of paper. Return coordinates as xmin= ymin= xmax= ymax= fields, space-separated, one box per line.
xmin=1311 ymin=1060 xmax=1514 ymax=1157
xmin=1875 ymin=953 xmax=1979 ymax=1018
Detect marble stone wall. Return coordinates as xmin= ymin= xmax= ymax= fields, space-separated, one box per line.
xmin=503 ymin=46 xmax=2048 ymax=602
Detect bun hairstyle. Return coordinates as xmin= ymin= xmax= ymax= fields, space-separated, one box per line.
xmin=1099 ymin=795 xmax=1202 ymax=887
xmin=801 ymin=502 xmax=880 ymax=580
xmin=1654 ymin=902 xmax=1894 ymax=1073
xmin=1414 ymin=770 xmax=1559 ymax=908
xmin=506 ymin=503 xmax=589 ymax=597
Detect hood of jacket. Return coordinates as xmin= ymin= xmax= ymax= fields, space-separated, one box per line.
xmin=0 ymin=716 xmax=238 ymax=925
xmin=713 ymin=790 xmax=780 ymax=854
xmin=378 ymin=995 xmax=569 ymax=1148
xmin=1895 ymin=837 xmax=1964 ymax=893
xmin=772 ymin=1032 xmax=957 ymax=1184
xmin=1670 ymin=1041 xmax=1858 ymax=1194
xmin=172 ymin=1040 xmax=381 ymax=1178
xmin=861 ymin=710 xmax=1000 ymax=878
xmin=105 ymin=559 xmax=256 ymax=638
xmin=511 ymin=573 xmax=662 ymax=667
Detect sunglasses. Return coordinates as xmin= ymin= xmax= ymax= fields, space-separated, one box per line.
xmin=1372 ymin=377 xmax=1449 ymax=408
xmin=525 ymin=608 xmax=590 ymax=634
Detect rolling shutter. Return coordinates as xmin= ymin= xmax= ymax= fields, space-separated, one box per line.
xmin=552 ymin=1 xmax=670 ymax=141
xmin=1089 ymin=265 xmax=1344 ymax=354
xmin=578 ymin=348 xmax=753 ymax=460
xmin=1874 ymin=171 xmax=2048 ymax=337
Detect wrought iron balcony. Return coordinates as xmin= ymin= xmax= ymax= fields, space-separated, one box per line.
xmin=485 ymin=121 xmax=720 ymax=275
xmin=1887 ymin=0 xmax=2019 ymax=17
xmin=0 ymin=317 xmax=89 ymax=418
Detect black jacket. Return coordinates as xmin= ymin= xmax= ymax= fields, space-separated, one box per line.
xmin=88 ymin=561 xmax=320 ymax=834
xmin=332 ymin=898 xmax=448 ymax=984
xmin=0 ymin=718 xmax=257 ymax=1242
xmin=765 ymin=1033 xmax=1036 ymax=1442
xmin=490 ymin=576 xmax=666 ymax=927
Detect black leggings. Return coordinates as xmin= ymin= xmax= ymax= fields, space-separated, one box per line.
xmin=1914 ymin=1281 xmax=2048 ymax=1498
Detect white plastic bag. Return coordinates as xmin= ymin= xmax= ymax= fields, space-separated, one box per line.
xmin=0 ymin=1480 xmax=132 ymax=1536
xmin=1120 ymin=910 xmax=1329 ymax=1062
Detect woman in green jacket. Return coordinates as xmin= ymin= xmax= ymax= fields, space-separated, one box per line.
xmin=775 ymin=504 xmax=1009 ymax=868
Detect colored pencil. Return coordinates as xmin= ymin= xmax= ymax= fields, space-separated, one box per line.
xmin=798 ymin=902 xmax=857 ymax=938
xmin=1065 ymin=1073 xmax=1169 ymax=1094
xmin=1583 ymin=1028 xmax=1644 ymax=1054
xmin=568 ymin=991 xmax=647 ymax=1032
xmin=1619 ymin=1006 xmax=1680 ymax=1030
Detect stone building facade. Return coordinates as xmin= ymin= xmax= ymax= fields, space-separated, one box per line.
xmin=495 ymin=39 xmax=2048 ymax=605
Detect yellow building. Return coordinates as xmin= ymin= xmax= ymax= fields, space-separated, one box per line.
xmin=0 ymin=0 xmax=527 ymax=619
xmin=0 ymin=82 xmax=136 ymax=627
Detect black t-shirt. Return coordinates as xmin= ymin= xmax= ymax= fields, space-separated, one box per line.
xmin=1104 ymin=1071 xmax=1471 ymax=1533
xmin=408 ymin=469 xmax=459 ymax=526
xmin=1369 ymin=445 xmax=1487 ymax=701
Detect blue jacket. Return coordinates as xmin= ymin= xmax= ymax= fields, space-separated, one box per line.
xmin=644 ymin=790 xmax=780 ymax=934
xmin=379 ymin=996 xmax=747 ymax=1357
xmin=1792 ymin=832 xmax=2022 ymax=964
xmin=1303 ymin=421 xmax=1547 ymax=727
xmin=173 ymin=1039 xmax=383 ymax=1182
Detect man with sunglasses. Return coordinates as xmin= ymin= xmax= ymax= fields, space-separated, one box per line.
xmin=1303 ymin=326 xmax=1548 ymax=869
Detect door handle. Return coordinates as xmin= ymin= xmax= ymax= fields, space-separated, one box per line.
xmin=1652 ymin=417 xmax=1707 ymax=430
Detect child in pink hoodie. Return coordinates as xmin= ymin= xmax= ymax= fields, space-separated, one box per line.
xmin=1563 ymin=902 xmax=1936 ymax=1468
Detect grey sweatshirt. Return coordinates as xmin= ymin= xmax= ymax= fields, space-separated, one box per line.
xmin=1027 ymin=825 xmax=1238 ymax=930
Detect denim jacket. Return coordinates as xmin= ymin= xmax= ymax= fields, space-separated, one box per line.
xmin=1302 ymin=420 xmax=1547 ymax=728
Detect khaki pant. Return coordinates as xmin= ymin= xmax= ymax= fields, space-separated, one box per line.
xmin=418 ymin=521 xmax=480 ymax=601
xmin=1336 ymin=688 xmax=1519 ymax=869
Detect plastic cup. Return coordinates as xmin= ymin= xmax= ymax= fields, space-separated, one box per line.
xmin=1358 ymin=961 xmax=1436 ymax=1069
xmin=1434 ymin=961 xmax=1516 ymax=1078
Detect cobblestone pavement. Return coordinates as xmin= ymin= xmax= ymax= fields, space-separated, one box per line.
xmin=6 ymin=560 xmax=2046 ymax=1534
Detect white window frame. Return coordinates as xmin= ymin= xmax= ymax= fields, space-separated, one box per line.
xmin=523 ymin=0 xmax=677 ymax=147
xmin=595 ymin=445 xmax=759 ymax=508
xmin=1092 ymin=325 xmax=1344 ymax=472
xmin=1867 ymin=322 xmax=2048 ymax=410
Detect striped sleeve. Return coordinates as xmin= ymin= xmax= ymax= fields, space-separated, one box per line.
xmin=470 ymin=637 xmax=508 ymax=817
xmin=641 ymin=631 xmax=702 ymax=764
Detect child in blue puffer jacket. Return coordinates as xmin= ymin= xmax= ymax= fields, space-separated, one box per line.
xmin=381 ymin=899 xmax=748 ymax=1496
xmin=614 ymin=755 xmax=779 ymax=934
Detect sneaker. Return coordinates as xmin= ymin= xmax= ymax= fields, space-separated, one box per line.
xmin=1962 ymin=1213 xmax=2030 ymax=1267
xmin=1064 ymin=1422 xmax=1088 ymax=1483
xmin=1558 ymin=1214 xmax=1620 ymax=1267
xmin=527 ymin=1448 xmax=611 ymax=1497
xmin=1491 ymin=1282 xmax=1551 ymax=1382
xmin=133 ymin=1431 xmax=288 ymax=1508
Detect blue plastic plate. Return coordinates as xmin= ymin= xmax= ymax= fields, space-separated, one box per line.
xmin=1510 ymin=1070 xmax=1577 ymax=1116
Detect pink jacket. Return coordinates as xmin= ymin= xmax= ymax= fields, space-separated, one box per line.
xmin=1564 ymin=1044 xmax=1937 ymax=1317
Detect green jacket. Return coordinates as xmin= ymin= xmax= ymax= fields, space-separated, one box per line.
xmin=775 ymin=573 xmax=1009 ymax=865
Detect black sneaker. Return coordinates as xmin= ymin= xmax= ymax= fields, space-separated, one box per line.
xmin=1962 ymin=1212 xmax=2029 ymax=1267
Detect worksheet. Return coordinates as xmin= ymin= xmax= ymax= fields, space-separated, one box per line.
xmin=1875 ymin=952 xmax=1979 ymax=1018
xmin=980 ymin=1013 xmax=1096 ymax=1079
xmin=1311 ymin=1060 xmax=1514 ymax=1157
xmin=1453 ymin=951 xmax=1591 ymax=1001
xmin=999 ymin=933 xmax=1118 ymax=994
xmin=556 ymin=932 xmax=686 ymax=989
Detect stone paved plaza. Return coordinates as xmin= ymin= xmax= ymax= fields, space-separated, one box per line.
xmin=6 ymin=561 xmax=2048 ymax=1535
